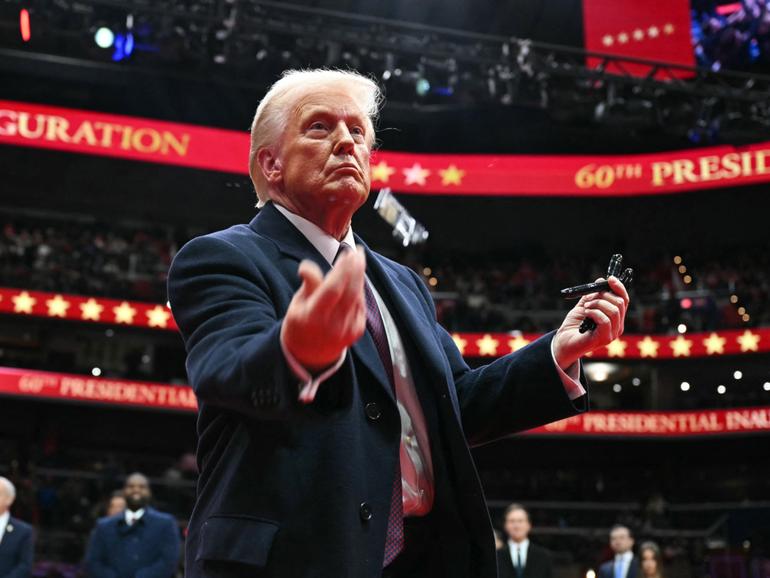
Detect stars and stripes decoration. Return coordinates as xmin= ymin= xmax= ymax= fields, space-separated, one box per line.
xmin=2 ymin=287 xmax=768 ymax=359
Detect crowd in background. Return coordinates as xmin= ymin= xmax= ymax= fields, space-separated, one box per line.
xmin=2 ymin=213 xmax=769 ymax=333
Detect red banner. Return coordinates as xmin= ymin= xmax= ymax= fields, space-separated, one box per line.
xmin=583 ymin=0 xmax=695 ymax=77
xmin=0 ymin=367 xmax=197 ymax=412
xmin=3 ymin=100 xmax=770 ymax=196
xmin=1 ymin=286 xmax=768 ymax=360
xmin=1 ymin=366 xmax=768 ymax=437
xmin=527 ymin=407 xmax=770 ymax=437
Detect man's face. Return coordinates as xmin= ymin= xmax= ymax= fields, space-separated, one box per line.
xmin=0 ymin=486 xmax=12 ymax=514
xmin=123 ymin=475 xmax=151 ymax=511
xmin=610 ymin=527 xmax=634 ymax=554
xmin=269 ymin=89 xmax=372 ymax=220
xmin=504 ymin=509 xmax=531 ymax=543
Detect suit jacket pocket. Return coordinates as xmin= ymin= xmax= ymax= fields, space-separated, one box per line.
xmin=195 ymin=514 xmax=279 ymax=568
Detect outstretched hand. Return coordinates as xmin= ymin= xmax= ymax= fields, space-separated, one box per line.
xmin=552 ymin=275 xmax=630 ymax=369
xmin=281 ymin=246 xmax=367 ymax=373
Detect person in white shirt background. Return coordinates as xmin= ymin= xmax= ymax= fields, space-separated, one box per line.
xmin=0 ymin=476 xmax=34 ymax=578
xmin=497 ymin=503 xmax=553 ymax=578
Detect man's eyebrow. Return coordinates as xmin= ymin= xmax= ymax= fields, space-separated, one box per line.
xmin=298 ymin=105 xmax=367 ymax=124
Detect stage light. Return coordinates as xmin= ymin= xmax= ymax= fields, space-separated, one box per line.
xmin=734 ymin=370 xmax=743 ymax=380
xmin=680 ymin=381 xmax=690 ymax=391
xmin=742 ymin=313 xmax=750 ymax=322
xmin=763 ymin=382 xmax=770 ymax=391
xmin=612 ymin=383 xmax=622 ymax=393
xmin=586 ymin=362 xmax=616 ymax=382
xmin=20 ymin=9 xmax=31 ymax=42
xmin=680 ymin=298 xmax=692 ymax=309
xmin=428 ymin=277 xmax=438 ymax=287
xmin=415 ymin=77 xmax=431 ymax=96
xmin=717 ymin=384 xmax=726 ymax=395
xmin=586 ymin=570 xmax=596 ymax=578
xmin=422 ymin=267 xmax=432 ymax=276
xmin=677 ymin=324 xmax=687 ymax=334
xmin=683 ymin=275 xmax=692 ymax=284
xmin=730 ymin=295 xmax=739 ymax=304
xmin=673 ymin=256 xmax=682 ymax=264
xmin=738 ymin=307 xmax=746 ymax=315
xmin=92 ymin=367 xmax=102 ymax=377
xmin=632 ymin=377 xmax=641 ymax=386
xmin=678 ymin=265 xmax=687 ymax=274
xmin=95 ymin=27 xmax=114 ymax=48
xmin=112 ymin=32 xmax=135 ymax=61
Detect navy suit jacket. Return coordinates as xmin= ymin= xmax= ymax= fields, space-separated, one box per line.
xmin=497 ymin=543 xmax=553 ymax=578
xmin=598 ymin=557 xmax=640 ymax=578
xmin=167 ymin=202 xmax=589 ymax=578
xmin=84 ymin=508 xmax=180 ymax=578
xmin=0 ymin=517 xmax=34 ymax=578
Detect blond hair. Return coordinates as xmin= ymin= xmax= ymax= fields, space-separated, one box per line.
xmin=248 ymin=68 xmax=382 ymax=207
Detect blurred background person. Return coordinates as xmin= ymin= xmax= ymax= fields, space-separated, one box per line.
xmin=599 ymin=525 xmax=638 ymax=578
xmin=84 ymin=473 xmax=180 ymax=578
xmin=105 ymin=491 xmax=126 ymax=518
xmin=0 ymin=477 xmax=33 ymax=578
xmin=497 ymin=503 xmax=553 ymax=578
xmin=639 ymin=541 xmax=663 ymax=578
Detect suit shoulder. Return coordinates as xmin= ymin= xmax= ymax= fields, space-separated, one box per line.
xmin=8 ymin=517 xmax=33 ymax=534
xmin=146 ymin=508 xmax=177 ymax=523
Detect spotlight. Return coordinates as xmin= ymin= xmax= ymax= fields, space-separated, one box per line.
xmin=733 ymin=370 xmax=742 ymax=380
xmin=632 ymin=377 xmax=641 ymax=386
xmin=415 ymin=77 xmax=431 ymax=96
xmin=717 ymin=384 xmax=726 ymax=395
xmin=92 ymin=367 xmax=102 ymax=377
xmin=612 ymin=383 xmax=622 ymax=393
xmin=763 ymin=382 xmax=770 ymax=391
xmin=95 ymin=27 xmax=115 ymax=49
xmin=20 ymin=9 xmax=31 ymax=42
xmin=677 ymin=324 xmax=687 ymax=334
xmin=680 ymin=381 xmax=690 ymax=391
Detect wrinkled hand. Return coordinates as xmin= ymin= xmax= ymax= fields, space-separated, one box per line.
xmin=281 ymin=246 xmax=367 ymax=373
xmin=553 ymin=275 xmax=630 ymax=370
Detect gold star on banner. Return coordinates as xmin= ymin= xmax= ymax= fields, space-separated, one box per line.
xmin=508 ymin=335 xmax=531 ymax=352
xmin=12 ymin=291 xmax=36 ymax=314
xmin=438 ymin=165 xmax=465 ymax=186
xmin=602 ymin=34 xmax=614 ymax=47
xmin=606 ymin=339 xmax=628 ymax=358
xmin=637 ymin=336 xmax=659 ymax=358
xmin=113 ymin=301 xmax=137 ymax=324
xmin=452 ymin=334 xmax=467 ymax=355
xmin=669 ymin=335 xmax=693 ymax=357
xmin=80 ymin=298 xmax=104 ymax=321
xmin=476 ymin=334 xmax=499 ymax=356
xmin=146 ymin=305 xmax=171 ymax=328
xmin=618 ymin=32 xmax=629 ymax=44
xmin=736 ymin=330 xmax=760 ymax=353
xmin=703 ymin=332 xmax=726 ymax=355
xmin=371 ymin=161 xmax=396 ymax=183
xmin=46 ymin=294 xmax=70 ymax=317
xmin=648 ymin=26 xmax=660 ymax=38
xmin=402 ymin=163 xmax=431 ymax=186
xmin=663 ymin=23 xmax=674 ymax=35
xmin=632 ymin=28 xmax=644 ymax=41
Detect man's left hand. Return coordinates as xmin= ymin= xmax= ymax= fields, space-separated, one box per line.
xmin=552 ymin=275 xmax=630 ymax=370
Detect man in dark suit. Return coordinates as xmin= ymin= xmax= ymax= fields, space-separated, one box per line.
xmin=598 ymin=525 xmax=639 ymax=578
xmin=85 ymin=473 xmax=180 ymax=578
xmin=167 ymin=69 xmax=630 ymax=578
xmin=497 ymin=504 xmax=552 ymax=578
xmin=0 ymin=477 xmax=33 ymax=578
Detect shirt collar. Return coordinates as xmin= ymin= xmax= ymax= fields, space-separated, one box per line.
xmin=273 ymin=203 xmax=356 ymax=265
xmin=508 ymin=538 xmax=529 ymax=551
xmin=125 ymin=508 xmax=145 ymax=524
xmin=615 ymin=551 xmax=633 ymax=562
xmin=0 ymin=511 xmax=9 ymax=528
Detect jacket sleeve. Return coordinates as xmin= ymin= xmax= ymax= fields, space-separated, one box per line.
xmin=84 ymin=526 xmax=118 ymax=578
xmin=167 ymin=234 xmax=300 ymax=419
xmin=405 ymin=267 xmax=589 ymax=447
xmin=4 ymin=525 xmax=34 ymax=578
xmin=135 ymin=517 xmax=181 ymax=578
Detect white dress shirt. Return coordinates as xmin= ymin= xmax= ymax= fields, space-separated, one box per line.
xmin=508 ymin=538 xmax=529 ymax=569
xmin=124 ymin=508 xmax=145 ymax=526
xmin=614 ymin=550 xmax=633 ymax=578
xmin=0 ymin=511 xmax=9 ymax=543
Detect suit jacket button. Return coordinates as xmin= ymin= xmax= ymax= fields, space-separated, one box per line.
xmin=359 ymin=502 xmax=372 ymax=521
xmin=365 ymin=402 xmax=381 ymax=421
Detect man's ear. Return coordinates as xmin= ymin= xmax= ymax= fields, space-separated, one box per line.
xmin=256 ymin=147 xmax=282 ymax=186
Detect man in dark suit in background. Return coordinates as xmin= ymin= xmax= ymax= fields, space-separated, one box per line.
xmin=168 ymin=68 xmax=630 ymax=578
xmin=85 ymin=473 xmax=180 ymax=578
xmin=598 ymin=525 xmax=639 ymax=578
xmin=497 ymin=503 xmax=552 ymax=578
xmin=0 ymin=477 xmax=33 ymax=578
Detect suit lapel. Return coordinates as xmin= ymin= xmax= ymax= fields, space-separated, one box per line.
xmin=249 ymin=204 xmax=397 ymax=404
